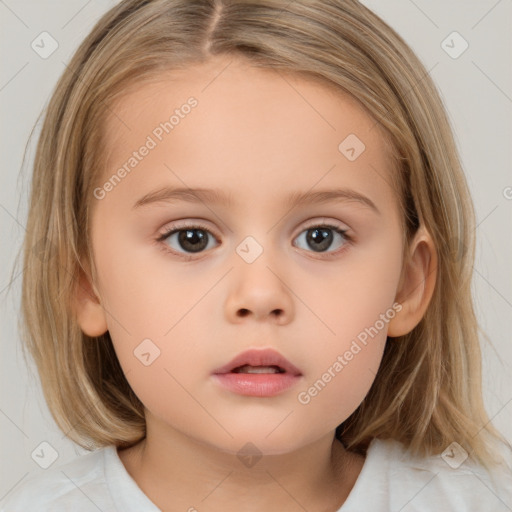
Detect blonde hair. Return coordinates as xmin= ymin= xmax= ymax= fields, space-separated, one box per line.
xmin=17 ymin=0 xmax=507 ymax=469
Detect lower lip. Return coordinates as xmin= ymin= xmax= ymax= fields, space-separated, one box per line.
xmin=212 ymin=372 xmax=301 ymax=397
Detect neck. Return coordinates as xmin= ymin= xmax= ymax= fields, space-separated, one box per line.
xmin=118 ymin=415 xmax=364 ymax=512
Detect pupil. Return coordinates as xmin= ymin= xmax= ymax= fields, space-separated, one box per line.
xmin=179 ymin=229 xmax=207 ymax=253
xmin=307 ymin=228 xmax=333 ymax=252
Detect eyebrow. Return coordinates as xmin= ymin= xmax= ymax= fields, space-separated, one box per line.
xmin=133 ymin=186 xmax=380 ymax=214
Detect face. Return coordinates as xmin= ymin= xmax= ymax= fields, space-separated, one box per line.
xmin=88 ymin=55 xmax=405 ymax=456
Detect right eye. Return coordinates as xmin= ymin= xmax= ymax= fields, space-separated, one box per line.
xmin=157 ymin=223 xmax=220 ymax=256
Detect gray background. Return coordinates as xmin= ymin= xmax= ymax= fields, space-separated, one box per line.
xmin=1 ymin=0 xmax=511 ymax=501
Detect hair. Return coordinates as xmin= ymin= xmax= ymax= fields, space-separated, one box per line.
xmin=16 ymin=0 xmax=508 ymax=470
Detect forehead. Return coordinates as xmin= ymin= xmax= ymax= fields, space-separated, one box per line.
xmin=99 ymin=56 xmax=398 ymax=214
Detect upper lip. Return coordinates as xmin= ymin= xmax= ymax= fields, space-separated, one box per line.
xmin=212 ymin=348 xmax=302 ymax=376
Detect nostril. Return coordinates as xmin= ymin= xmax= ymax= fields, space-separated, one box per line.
xmin=238 ymin=309 xmax=250 ymax=317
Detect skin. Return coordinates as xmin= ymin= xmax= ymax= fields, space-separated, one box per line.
xmin=74 ymin=55 xmax=437 ymax=511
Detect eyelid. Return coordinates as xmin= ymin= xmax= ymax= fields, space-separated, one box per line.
xmin=157 ymin=219 xmax=220 ymax=242
xmin=157 ymin=217 xmax=349 ymax=242
xmin=295 ymin=217 xmax=349 ymax=236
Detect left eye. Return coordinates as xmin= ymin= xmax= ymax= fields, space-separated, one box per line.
xmin=293 ymin=225 xmax=349 ymax=254
xmin=159 ymin=225 xmax=218 ymax=254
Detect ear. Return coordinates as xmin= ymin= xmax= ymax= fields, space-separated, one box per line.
xmin=72 ymin=262 xmax=108 ymax=337
xmin=387 ymin=226 xmax=437 ymax=337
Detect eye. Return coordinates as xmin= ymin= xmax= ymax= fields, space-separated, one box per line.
xmin=157 ymin=222 xmax=219 ymax=257
xmin=293 ymin=223 xmax=350 ymax=256
xmin=156 ymin=220 xmax=351 ymax=259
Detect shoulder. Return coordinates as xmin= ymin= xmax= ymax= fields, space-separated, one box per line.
xmin=366 ymin=437 xmax=512 ymax=511
xmin=0 ymin=446 xmax=115 ymax=512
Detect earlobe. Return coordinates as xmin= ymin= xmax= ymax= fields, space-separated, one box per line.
xmin=387 ymin=226 xmax=438 ymax=338
xmin=72 ymin=264 xmax=108 ymax=337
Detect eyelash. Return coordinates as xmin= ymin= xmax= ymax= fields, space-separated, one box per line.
xmin=155 ymin=220 xmax=352 ymax=261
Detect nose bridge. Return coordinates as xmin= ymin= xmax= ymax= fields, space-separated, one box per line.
xmin=224 ymin=229 xmax=294 ymax=323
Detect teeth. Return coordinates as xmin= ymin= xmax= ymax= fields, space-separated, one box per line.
xmin=233 ymin=365 xmax=282 ymax=374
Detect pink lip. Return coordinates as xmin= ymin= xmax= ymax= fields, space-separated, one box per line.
xmin=212 ymin=348 xmax=302 ymax=375
xmin=211 ymin=348 xmax=303 ymax=397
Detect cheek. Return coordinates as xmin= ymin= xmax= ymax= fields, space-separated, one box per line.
xmin=92 ymin=221 xmax=195 ymax=337
xmin=294 ymin=284 xmax=393 ymax=433
xmin=294 ymin=355 xmax=383 ymax=440
xmin=304 ymin=237 xmax=402 ymax=344
xmin=294 ymin=236 xmax=402 ymax=421
xmin=91 ymin=224 xmax=217 ymax=390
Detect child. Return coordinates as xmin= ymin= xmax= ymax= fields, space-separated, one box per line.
xmin=3 ymin=0 xmax=512 ymax=510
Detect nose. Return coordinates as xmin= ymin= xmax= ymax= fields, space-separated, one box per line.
xmin=224 ymin=257 xmax=294 ymax=325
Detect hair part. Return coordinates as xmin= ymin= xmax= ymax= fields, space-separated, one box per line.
xmin=19 ymin=0 xmax=508 ymax=469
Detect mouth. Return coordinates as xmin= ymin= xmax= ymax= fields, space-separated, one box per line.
xmin=212 ymin=348 xmax=302 ymax=376
xmin=230 ymin=364 xmax=285 ymax=374
xmin=211 ymin=348 xmax=302 ymax=397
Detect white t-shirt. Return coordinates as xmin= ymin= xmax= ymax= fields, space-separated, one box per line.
xmin=1 ymin=438 xmax=511 ymax=511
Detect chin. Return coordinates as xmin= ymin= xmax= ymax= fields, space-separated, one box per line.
xmin=204 ymin=429 xmax=314 ymax=459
